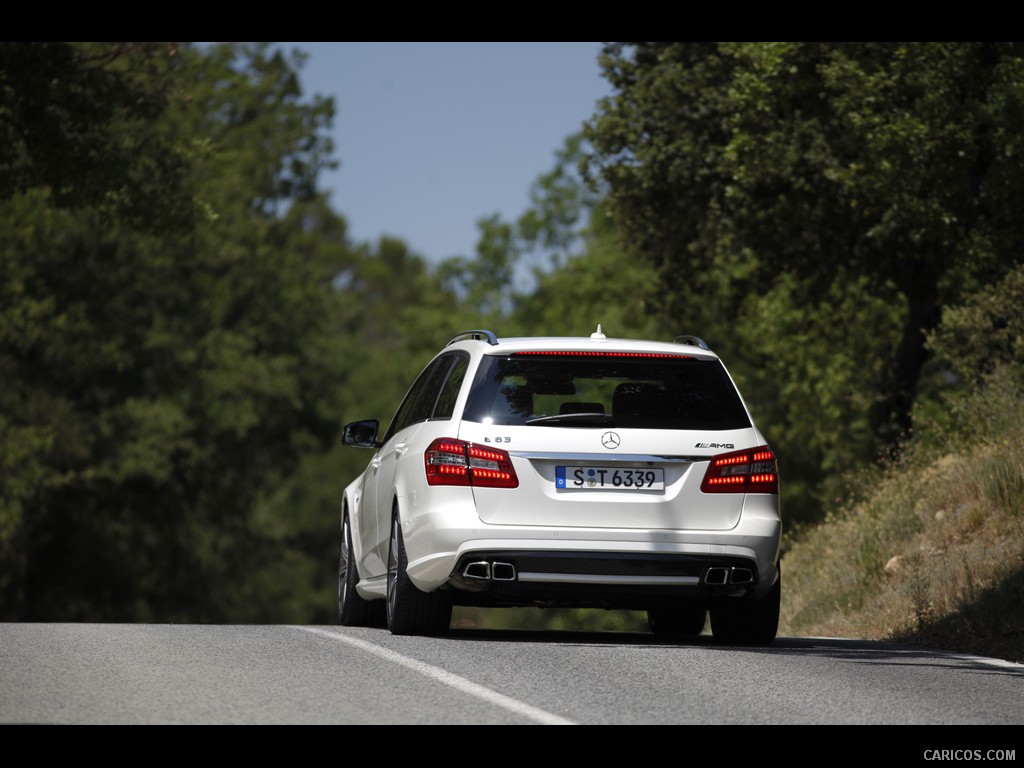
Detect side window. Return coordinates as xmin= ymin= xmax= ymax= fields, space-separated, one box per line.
xmin=432 ymin=354 xmax=469 ymax=420
xmin=382 ymin=356 xmax=451 ymax=443
xmin=405 ymin=356 xmax=453 ymax=425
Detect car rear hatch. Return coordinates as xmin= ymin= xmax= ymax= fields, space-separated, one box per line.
xmin=453 ymin=346 xmax=769 ymax=531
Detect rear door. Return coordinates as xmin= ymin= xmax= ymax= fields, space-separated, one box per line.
xmin=368 ymin=353 xmax=468 ymax=573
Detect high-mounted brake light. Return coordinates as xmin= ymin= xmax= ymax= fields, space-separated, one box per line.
xmin=700 ymin=446 xmax=779 ymax=494
xmin=511 ymin=351 xmax=694 ymax=359
xmin=425 ymin=438 xmax=519 ymax=489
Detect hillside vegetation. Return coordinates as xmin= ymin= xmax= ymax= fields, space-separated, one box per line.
xmin=783 ymin=267 xmax=1024 ymax=662
xmin=782 ymin=371 xmax=1024 ymax=662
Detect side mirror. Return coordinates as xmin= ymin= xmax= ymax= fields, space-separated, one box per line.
xmin=342 ymin=419 xmax=380 ymax=448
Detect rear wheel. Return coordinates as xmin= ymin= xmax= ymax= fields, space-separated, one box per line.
xmin=338 ymin=511 xmax=384 ymax=627
xmin=710 ymin=568 xmax=780 ymax=645
xmin=386 ymin=511 xmax=451 ymax=636
xmin=647 ymin=605 xmax=707 ymax=637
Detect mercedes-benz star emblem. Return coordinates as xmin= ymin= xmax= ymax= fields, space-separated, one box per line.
xmin=601 ymin=431 xmax=621 ymax=449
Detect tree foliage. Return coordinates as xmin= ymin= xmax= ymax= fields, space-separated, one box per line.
xmin=0 ymin=43 xmax=352 ymax=621
xmin=928 ymin=263 xmax=1024 ymax=387
xmin=439 ymin=133 xmax=663 ymax=340
xmin=586 ymin=42 xmax=1024 ymax=517
xmin=0 ymin=42 xmax=196 ymax=230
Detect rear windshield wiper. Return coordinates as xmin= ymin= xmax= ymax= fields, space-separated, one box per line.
xmin=525 ymin=413 xmax=616 ymax=427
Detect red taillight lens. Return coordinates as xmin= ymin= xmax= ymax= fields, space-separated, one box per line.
xmin=424 ymin=439 xmax=472 ymax=486
xmin=700 ymin=446 xmax=778 ymax=494
xmin=425 ymin=438 xmax=519 ymax=489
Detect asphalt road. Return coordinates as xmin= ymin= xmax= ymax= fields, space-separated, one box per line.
xmin=1 ymin=623 xmax=1022 ymax=725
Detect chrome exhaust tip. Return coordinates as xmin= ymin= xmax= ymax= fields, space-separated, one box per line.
xmin=492 ymin=561 xmax=516 ymax=581
xmin=463 ymin=561 xmax=491 ymax=580
xmin=705 ymin=567 xmax=729 ymax=585
xmin=729 ymin=567 xmax=754 ymax=585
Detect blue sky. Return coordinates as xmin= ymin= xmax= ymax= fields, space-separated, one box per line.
xmin=278 ymin=42 xmax=612 ymax=263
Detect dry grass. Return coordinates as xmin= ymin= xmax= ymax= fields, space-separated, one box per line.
xmin=781 ymin=406 xmax=1024 ymax=662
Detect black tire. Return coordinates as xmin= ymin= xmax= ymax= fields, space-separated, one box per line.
xmin=710 ymin=568 xmax=781 ymax=645
xmin=386 ymin=511 xmax=452 ymax=636
xmin=338 ymin=510 xmax=384 ymax=627
xmin=647 ymin=605 xmax=707 ymax=637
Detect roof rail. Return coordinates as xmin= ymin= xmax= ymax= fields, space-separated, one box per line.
xmin=672 ymin=335 xmax=710 ymax=351
xmin=446 ymin=329 xmax=499 ymax=347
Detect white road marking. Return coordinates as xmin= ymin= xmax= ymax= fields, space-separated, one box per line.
xmin=804 ymin=637 xmax=1024 ymax=669
xmin=295 ymin=626 xmax=577 ymax=725
xmin=931 ymin=651 xmax=1024 ymax=670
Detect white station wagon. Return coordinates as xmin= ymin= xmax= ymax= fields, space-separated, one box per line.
xmin=340 ymin=328 xmax=782 ymax=643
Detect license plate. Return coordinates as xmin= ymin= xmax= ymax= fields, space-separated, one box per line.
xmin=555 ymin=466 xmax=665 ymax=491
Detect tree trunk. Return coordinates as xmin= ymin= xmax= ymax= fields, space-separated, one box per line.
xmin=873 ymin=274 xmax=942 ymax=451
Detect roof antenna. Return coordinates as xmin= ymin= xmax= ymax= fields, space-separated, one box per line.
xmin=590 ymin=323 xmax=607 ymax=340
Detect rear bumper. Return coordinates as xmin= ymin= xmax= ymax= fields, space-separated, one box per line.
xmin=446 ymin=550 xmax=773 ymax=609
xmin=400 ymin=497 xmax=782 ymax=606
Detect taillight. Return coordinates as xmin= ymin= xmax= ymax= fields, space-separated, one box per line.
xmin=425 ymin=438 xmax=519 ymax=489
xmin=700 ymin=446 xmax=779 ymax=494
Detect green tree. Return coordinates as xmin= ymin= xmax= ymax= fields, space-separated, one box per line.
xmin=913 ymin=262 xmax=1024 ymax=454
xmin=927 ymin=263 xmax=1024 ymax=388
xmin=0 ymin=43 xmax=351 ymax=621
xmin=0 ymin=42 xmax=196 ymax=230
xmin=440 ymin=133 xmax=664 ymax=341
xmin=510 ymin=197 xmax=663 ymax=339
xmin=586 ymin=42 xmax=1024 ymax=517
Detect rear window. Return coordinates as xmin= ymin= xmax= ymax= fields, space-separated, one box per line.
xmin=462 ymin=353 xmax=751 ymax=430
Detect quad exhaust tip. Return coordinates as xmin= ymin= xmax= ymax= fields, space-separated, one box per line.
xmin=730 ymin=567 xmax=754 ymax=585
xmin=462 ymin=560 xmax=517 ymax=581
xmin=492 ymin=562 xmax=516 ymax=581
xmin=705 ymin=566 xmax=754 ymax=585
xmin=463 ymin=561 xmax=491 ymax=580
